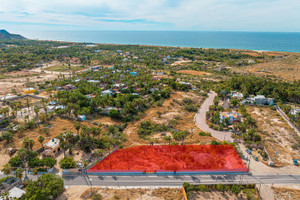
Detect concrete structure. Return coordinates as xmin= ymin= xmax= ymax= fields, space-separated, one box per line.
xmin=220 ymin=111 xmax=242 ymax=125
xmin=42 ymin=138 xmax=60 ymax=158
xmin=0 ymin=187 xmax=26 ymax=199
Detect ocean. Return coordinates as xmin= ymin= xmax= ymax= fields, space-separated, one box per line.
xmin=21 ymin=31 xmax=300 ymax=52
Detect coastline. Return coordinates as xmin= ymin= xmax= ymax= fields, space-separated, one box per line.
xmin=29 ymin=38 xmax=300 ymax=54
xmin=20 ymin=30 xmax=300 ymax=53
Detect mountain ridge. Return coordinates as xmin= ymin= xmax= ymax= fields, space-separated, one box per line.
xmin=0 ymin=29 xmax=26 ymax=40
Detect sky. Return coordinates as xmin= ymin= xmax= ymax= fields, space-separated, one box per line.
xmin=0 ymin=0 xmax=300 ymax=32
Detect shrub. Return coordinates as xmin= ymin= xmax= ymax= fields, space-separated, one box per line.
xmin=92 ymin=193 xmax=103 ymax=200
xmin=184 ymin=104 xmax=198 ymax=112
xmin=1 ymin=132 xmax=13 ymax=143
xmin=211 ymin=140 xmax=221 ymax=145
xmin=109 ymin=110 xmax=121 ymax=119
xmin=199 ymin=131 xmax=211 ymax=136
xmin=59 ymin=157 xmax=76 ymax=169
xmin=231 ymin=184 xmax=241 ymax=194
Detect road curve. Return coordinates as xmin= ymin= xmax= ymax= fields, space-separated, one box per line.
xmin=195 ymin=91 xmax=233 ymax=142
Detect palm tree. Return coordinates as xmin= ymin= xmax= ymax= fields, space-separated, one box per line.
xmin=38 ymin=135 xmax=45 ymax=150
xmin=82 ymin=159 xmax=89 ymax=174
xmin=22 ymin=137 xmax=30 ymax=151
xmin=26 ymin=98 xmax=31 ymax=114
xmin=164 ymin=136 xmax=172 ymax=145
xmin=245 ymin=116 xmax=256 ymax=128
xmin=233 ymin=123 xmax=239 ymax=136
xmin=57 ymin=133 xmax=68 ymax=157
xmin=74 ymin=122 xmax=81 ymax=135
xmin=34 ymin=105 xmax=40 ymax=127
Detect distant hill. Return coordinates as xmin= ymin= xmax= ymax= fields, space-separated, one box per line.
xmin=0 ymin=29 xmax=26 ymax=40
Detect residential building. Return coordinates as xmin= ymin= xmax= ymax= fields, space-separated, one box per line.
xmin=42 ymin=138 xmax=60 ymax=158
xmin=230 ymin=91 xmax=244 ymax=100
xmin=220 ymin=111 xmax=242 ymax=125
xmin=252 ymin=95 xmax=274 ymax=105
xmin=291 ymin=109 xmax=300 ymax=116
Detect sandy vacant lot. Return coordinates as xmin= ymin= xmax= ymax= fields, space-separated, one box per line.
xmin=177 ymin=70 xmax=210 ymax=76
xmin=247 ymin=107 xmax=300 ymax=166
xmin=58 ymin=187 xmax=184 ymax=200
xmin=233 ymin=53 xmax=300 ymax=81
xmin=123 ymin=91 xmax=214 ymax=148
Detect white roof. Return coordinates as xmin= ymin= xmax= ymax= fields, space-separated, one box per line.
xmin=254 ymin=95 xmax=266 ymax=99
xmin=44 ymin=138 xmax=60 ymax=149
xmin=0 ymin=187 xmax=26 ymax=199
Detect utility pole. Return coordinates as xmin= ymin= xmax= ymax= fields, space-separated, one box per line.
xmin=89 ymin=178 xmax=93 ymax=197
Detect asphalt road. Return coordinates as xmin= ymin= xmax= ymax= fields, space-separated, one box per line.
xmin=1 ymin=173 xmax=300 ymax=187
xmin=194 ymin=91 xmax=233 ymax=142
xmin=60 ymin=174 xmax=300 ymax=187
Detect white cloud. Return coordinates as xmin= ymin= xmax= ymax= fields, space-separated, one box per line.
xmin=0 ymin=0 xmax=300 ymax=31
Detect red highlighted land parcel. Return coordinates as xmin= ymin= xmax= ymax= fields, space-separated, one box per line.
xmin=88 ymin=145 xmax=248 ymax=173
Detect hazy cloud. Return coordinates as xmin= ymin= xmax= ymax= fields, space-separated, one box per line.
xmin=0 ymin=0 xmax=299 ymax=31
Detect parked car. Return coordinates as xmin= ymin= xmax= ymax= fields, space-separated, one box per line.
xmin=77 ymin=162 xmax=83 ymax=168
xmin=243 ymin=155 xmax=249 ymax=160
xmin=246 ymin=149 xmax=252 ymax=155
xmin=293 ymin=159 xmax=299 ymax=166
xmin=252 ymin=155 xmax=259 ymax=161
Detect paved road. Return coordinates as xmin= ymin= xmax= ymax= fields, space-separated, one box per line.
xmin=1 ymin=174 xmax=300 ymax=187
xmin=195 ymin=91 xmax=233 ymax=142
xmin=62 ymin=174 xmax=300 ymax=187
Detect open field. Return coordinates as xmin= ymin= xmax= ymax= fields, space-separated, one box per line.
xmin=177 ymin=70 xmax=210 ymax=76
xmin=272 ymin=186 xmax=300 ymax=200
xmin=76 ymin=187 xmax=185 ymax=200
xmin=123 ymin=91 xmax=214 ymax=148
xmin=247 ymin=106 xmax=300 ymax=166
xmin=44 ymin=64 xmax=84 ymax=72
xmin=233 ymin=53 xmax=300 ymax=81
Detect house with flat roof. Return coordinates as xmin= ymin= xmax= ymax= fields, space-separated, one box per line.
xmin=0 ymin=187 xmax=26 ymax=200
xmin=42 ymin=138 xmax=60 ymax=158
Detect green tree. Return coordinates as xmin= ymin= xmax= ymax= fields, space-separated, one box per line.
xmin=164 ymin=136 xmax=172 ymax=145
xmin=59 ymin=157 xmax=76 ymax=169
xmin=38 ymin=135 xmax=45 ymax=150
xmin=23 ymin=174 xmax=64 ymax=200
xmin=14 ymin=168 xmax=24 ymax=182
